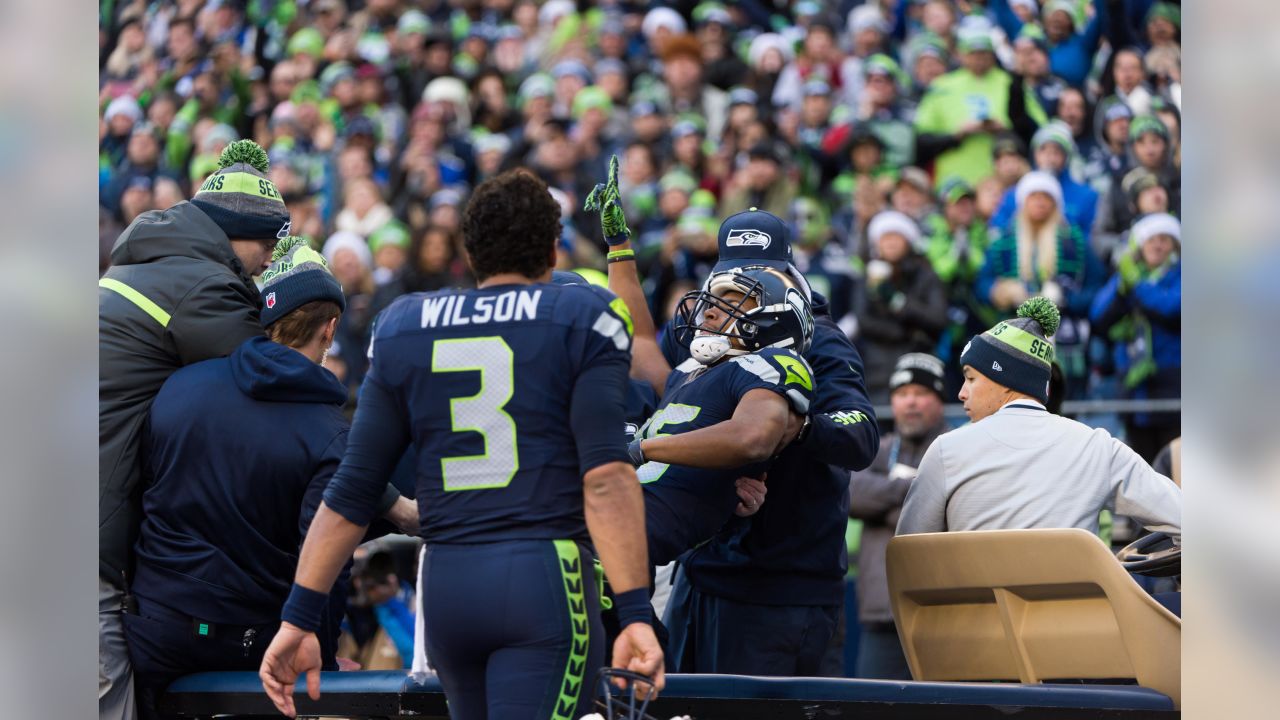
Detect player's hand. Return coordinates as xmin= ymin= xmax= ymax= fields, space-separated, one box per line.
xmin=259 ymin=622 xmax=322 ymax=718
xmin=583 ymin=154 xmax=632 ymax=246
xmin=734 ymin=474 xmax=768 ymax=517
xmin=383 ymin=495 xmax=420 ymax=536
xmin=611 ymin=622 xmax=666 ymax=698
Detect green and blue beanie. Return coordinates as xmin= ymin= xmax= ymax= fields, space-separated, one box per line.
xmin=959 ymin=297 xmax=1061 ymax=403
xmin=1129 ymin=115 xmax=1169 ymax=142
xmin=191 ymin=140 xmax=292 ymax=241
xmin=259 ymin=237 xmax=346 ymax=327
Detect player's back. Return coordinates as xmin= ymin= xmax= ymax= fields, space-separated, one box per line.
xmin=369 ymin=282 xmax=631 ymax=545
xmin=639 ymin=348 xmax=814 ymax=566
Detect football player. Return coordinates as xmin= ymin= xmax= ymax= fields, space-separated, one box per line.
xmin=589 ymin=154 xmax=880 ymax=676
xmin=585 ymin=157 xmax=816 ymax=573
xmin=259 ymin=169 xmax=663 ymax=720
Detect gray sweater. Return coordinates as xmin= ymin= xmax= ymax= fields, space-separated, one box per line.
xmin=897 ymin=401 xmax=1181 ymax=542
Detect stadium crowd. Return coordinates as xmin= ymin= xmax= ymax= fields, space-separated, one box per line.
xmin=98 ymin=0 xmax=1183 ymax=717
xmin=100 ymin=0 xmax=1182 ymax=447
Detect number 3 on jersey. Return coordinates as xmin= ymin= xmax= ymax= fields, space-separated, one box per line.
xmin=432 ymin=336 xmax=519 ymax=491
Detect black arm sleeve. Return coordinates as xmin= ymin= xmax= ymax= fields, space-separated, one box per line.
xmin=321 ymin=374 xmax=411 ymax=527
xmin=570 ymin=355 xmax=633 ymax=473
xmin=1008 ymin=74 xmax=1039 ymax=146
xmin=915 ymin=132 xmax=964 ymax=167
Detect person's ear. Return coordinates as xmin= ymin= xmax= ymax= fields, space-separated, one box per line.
xmin=324 ymin=316 xmax=339 ymax=346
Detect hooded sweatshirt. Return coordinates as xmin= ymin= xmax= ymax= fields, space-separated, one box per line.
xmin=132 ymin=336 xmax=349 ymax=624
xmin=99 ymin=201 xmax=265 ymax=590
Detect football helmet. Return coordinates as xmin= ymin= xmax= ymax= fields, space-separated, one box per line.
xmin=674 ymin=266 xmax=815 ymax=365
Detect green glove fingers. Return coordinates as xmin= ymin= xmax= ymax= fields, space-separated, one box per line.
xmin=585 ymin=154 xmax=630 ymax=245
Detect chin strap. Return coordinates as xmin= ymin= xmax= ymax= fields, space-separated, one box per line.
xmin=689 ymin=335 xmax=732 ymax=365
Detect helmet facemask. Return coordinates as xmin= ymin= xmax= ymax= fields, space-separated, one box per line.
xmin=674 ymin=267 xmax=813 ymax=365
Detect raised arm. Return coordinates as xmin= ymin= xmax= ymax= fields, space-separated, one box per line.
xmin=586 ymin=154 xmax=672 ymax=395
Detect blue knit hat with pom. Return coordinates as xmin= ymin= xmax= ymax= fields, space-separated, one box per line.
xmin=259 ymin=237 xmax=346 ymax=327
xmin=959 ymin=297 xmax=1061 ymax=403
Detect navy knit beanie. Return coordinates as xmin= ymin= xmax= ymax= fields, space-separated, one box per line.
xmin=190 ymin=140 xmax=292 ymax=241
xmin=259 ymin=237 xmax=346 ymax=327
xmin=959 ymin=297 xmax=1061 ymax=403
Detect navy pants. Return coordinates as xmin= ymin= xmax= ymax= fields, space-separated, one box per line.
xmin=423 ymin=540 xmax=604 ymax=720
xmin=663 ymin=568 xmax=839 ymax=676
xmin=123 ymin=597 xmax=280 ymax=720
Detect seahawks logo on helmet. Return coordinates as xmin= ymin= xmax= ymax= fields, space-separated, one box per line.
xmin=724 ymin=228 xmax=772 ymax=249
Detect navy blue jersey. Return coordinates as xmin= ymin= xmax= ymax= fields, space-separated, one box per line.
xmin=361 ymin=282 xmax=632 ymax=545
xmin=659 ymin=292 xmax=880 ymax=606
xmin=639 ymin=348 xmax=815 ymax=567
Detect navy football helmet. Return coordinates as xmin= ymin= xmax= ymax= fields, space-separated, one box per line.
xmin=591 ymin=668 xmax=660 ymax=720
xmin=674 ymin=266 xmax=815 ymax=365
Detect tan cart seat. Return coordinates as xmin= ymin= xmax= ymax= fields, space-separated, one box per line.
xmin=887 ymin=529 xmax=1180 ymax=708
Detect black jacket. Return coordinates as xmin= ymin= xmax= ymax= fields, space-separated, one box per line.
xmin=854 ymin=254 xmax=948 ymax=404
xmin=99 ymin=201 xmax=265 ymax=589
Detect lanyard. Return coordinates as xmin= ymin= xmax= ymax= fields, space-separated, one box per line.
xmin=887 ymin=435 xmax=902 ymax=469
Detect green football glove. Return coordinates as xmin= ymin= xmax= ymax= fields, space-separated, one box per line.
xmin=583 ymin=154 xmax=632 ymax=246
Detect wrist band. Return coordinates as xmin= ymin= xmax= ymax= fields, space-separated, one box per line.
xmin=281 ymin=583 xmax=328 ymax=633
xmin=612 ymin=587 xmax=653 ymax=628
xmin=627 ymin=438 xmax=646 ymax=466
xmin=607 ymin=249 xmax=636 ymax=263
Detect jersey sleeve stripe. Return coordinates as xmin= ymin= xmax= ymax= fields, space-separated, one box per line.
xmin=729 ymin=353 xmax=781 ymax=385
xmin=591 ymin=312 xmax=630 ymax=351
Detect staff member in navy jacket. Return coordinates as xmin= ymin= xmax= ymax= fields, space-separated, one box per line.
xmin=661 ymin=210 xmax=880 ymax=676
xmin=124 ymin=239 xmax=414 ymax=720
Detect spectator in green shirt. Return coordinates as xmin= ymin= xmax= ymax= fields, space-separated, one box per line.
xmin=914 ymin=26 xmax=1047 ymax=187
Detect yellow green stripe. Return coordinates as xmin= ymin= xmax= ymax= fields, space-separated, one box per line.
xmin=552 ymin=540 xmax=589 ymax=720
xmin=986 ymin=321 xmax=1054 ymax=365
xmin=609 ymin=297 xmax=634 ymax=337
xmin=99 ymin=278 xmax=171 ymax=327
xmin=195 ymin=171 xmax=285 ymax=203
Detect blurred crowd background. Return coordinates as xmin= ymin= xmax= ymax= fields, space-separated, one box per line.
xmin=98 ymin=0 xmax=1182 ymax=456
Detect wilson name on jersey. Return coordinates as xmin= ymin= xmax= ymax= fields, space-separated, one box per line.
xmin=368 ymin=282 xmax=631 ymax=544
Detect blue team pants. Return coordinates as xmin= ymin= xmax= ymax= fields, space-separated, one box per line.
xmin=663 ymin=567 xmax=839 ymax=676
xmin=123 ymin=597 xmax=281 ymax=720
xmin=422 ymin=540 xmax=604 ymax=720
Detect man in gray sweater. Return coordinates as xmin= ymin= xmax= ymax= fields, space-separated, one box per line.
xmin=897 ymin=298 xmax=1181 ymax=543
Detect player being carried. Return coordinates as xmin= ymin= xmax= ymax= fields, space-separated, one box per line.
xmin=585 ymin=156 xmax=817 ymax=572
xmin=259 ymin=169 xmax=662 ymax=720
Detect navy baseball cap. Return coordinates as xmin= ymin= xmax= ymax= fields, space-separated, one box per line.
xmin=713 ymin=208 xmax=794 ymax=272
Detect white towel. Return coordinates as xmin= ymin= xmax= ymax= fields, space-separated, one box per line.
xmin=409 ymin=544 xmax=434 ymax=683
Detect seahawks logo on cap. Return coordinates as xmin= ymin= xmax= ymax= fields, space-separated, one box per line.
xmin=725 ymin=229 xmax=772 ymax=249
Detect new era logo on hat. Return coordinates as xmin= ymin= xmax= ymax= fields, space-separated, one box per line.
xmin=992 ymin=361 xmax=1003 ymax=371
xmin=714 ymin=208 xmax=792 ymax=272
xmin=725 ymin=229 xmax=772 ymax=249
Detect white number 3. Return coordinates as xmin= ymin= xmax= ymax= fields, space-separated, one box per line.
xmin=432 ymin=337 xmax=519 ymax=491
